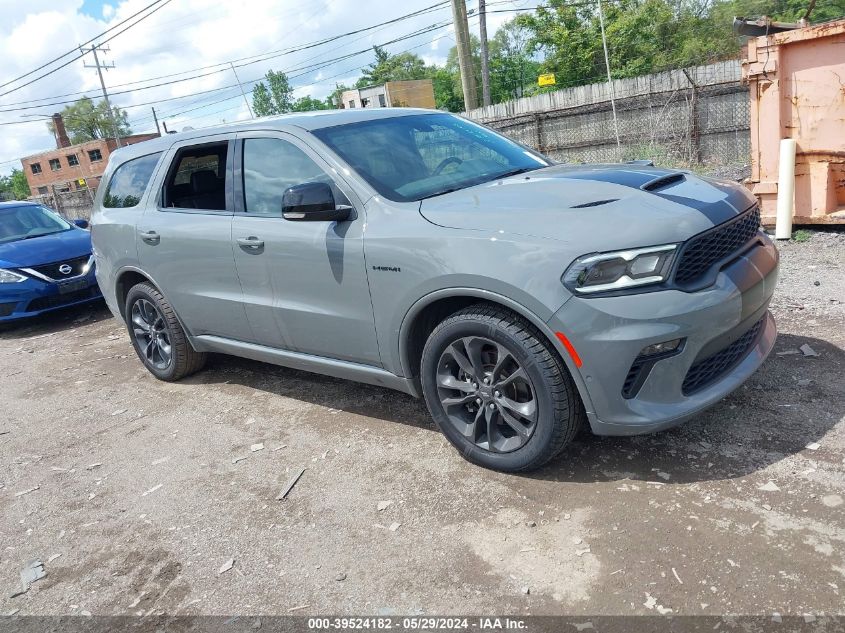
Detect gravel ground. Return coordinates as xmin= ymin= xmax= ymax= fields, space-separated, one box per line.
xmin=0 ymin=229 xmax=843 ymax=618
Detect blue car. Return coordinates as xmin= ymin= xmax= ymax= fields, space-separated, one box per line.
xmin=0 ymin=201 xmax=102 ymax=323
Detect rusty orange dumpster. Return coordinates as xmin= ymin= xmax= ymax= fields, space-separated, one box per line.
xmin=742 ymin=19 xmax=845 ymax=226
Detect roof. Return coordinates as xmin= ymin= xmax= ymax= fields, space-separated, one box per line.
xmin=109 ymin=107 xmax=444 ymax=163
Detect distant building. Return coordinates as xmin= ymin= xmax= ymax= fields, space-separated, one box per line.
xmin=340 ymin=79 xmax=436 ymax=110
xmin=20 ymin=114 xmax=159 ymax=197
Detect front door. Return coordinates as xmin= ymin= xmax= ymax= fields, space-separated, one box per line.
xmin=231 ymin=132 xmax=380 ymax=366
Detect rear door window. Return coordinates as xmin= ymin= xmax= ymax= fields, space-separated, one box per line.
xmin=103 ymin=152 xmax=162 ymax=208
xmin=162 ymin=143 xmax=229 ymax=211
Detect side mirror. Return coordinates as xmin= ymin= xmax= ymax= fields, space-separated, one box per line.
xmin=73 ymin=218 xmax=89 ymax=229
xmin=282 ymin=182 xmax=351 ymax=222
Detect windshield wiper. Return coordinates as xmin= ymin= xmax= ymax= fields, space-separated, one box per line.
xmin=489 ymin=166 xmax=537 ymax=180
xmin=418 ymin=185 xmax=468 ymax=200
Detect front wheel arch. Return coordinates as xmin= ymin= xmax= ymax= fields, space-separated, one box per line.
xmin=399 ymin=290 xmax=594 ymax=417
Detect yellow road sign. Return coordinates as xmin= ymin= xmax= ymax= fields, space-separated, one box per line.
xmin=538 ymin=73 xmax=556 ymax=86
xmin=77 ymin=178 xmax=86 ymax=186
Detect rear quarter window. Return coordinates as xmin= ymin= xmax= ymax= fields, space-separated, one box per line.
xmin=103 ymin=152 xmax=162 ymax=208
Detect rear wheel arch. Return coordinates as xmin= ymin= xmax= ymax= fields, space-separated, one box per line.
xmin=115 ymin=269 xmax=154 ymax=320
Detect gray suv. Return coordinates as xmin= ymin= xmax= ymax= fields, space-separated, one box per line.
xmin=92 ymin=108 xmax=778 ymax=472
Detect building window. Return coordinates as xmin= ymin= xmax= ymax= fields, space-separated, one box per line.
xmin=37 ymin=186 xmax=48 ymax=195
xmin=378 ymin=94 xmax=386 ymax=107
xmin=348 ymin=100 xmax=355 ymax=108
xmin=49 ymin=158 xmax=61 ymax=171
xmin=31 ymin=163 xmax=42 ymax=174
xmin=67 ymin=154 xmax=79 ymax=167
xmin=88 ymin=149 xmax=103 ymax=162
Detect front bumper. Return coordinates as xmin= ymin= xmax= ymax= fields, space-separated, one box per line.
xmin=549 ymin=236 xmax=778 ymax=435
xmin=0 ymin=267 xmax=102 ymax=322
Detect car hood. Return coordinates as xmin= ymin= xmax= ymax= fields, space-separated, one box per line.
xmin=0 ymin=228 xmax=92 ymax=268
xmin=418 ymin=164 xmax=757 ymax=250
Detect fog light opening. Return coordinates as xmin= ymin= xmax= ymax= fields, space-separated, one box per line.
xmin=639 ymin=338 xmax=684 ymax=358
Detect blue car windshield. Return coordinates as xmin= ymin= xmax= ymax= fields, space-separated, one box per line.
xmin=312 ymin=113 xmax=551 ymax=202
xmin=0 ymin=205 xmax=72 ymax=244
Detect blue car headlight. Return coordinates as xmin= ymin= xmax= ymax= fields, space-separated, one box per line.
xmin=0 ymin=268 xmax=27 ymax=284
xmin=563 ymin=244 xmax=678 ymax=295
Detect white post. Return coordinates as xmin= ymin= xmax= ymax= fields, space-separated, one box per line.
xmin=775 ymin=138 xmax=797 ymax=240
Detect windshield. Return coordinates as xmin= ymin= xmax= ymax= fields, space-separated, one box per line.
xmin=0 ymin=204 xmax=72 ymax=244
xmin=312 ymin=113 xmax=551 ymax=202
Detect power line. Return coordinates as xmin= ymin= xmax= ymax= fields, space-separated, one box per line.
xmin=0 ymin=16 xmax=455 ymax=116
xmin=0 ymin=0 xmax=175 ymax=100
xmin=0 ymin=1 xmax=450 ymax=110
xmin=0 ymin=0 xmax=168 ymax=92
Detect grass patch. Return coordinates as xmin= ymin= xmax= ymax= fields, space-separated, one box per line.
xmin=792 ymin=229 xmax=812 ymax=242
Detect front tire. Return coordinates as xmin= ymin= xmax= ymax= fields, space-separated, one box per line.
xmin=420 ymin=304 xmax=583 ymax=472
xmin=124 ymin=282 xmax=206 ymax=381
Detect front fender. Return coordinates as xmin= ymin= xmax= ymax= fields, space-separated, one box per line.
xmin=396 ymin=287 xmax=595 ymax=417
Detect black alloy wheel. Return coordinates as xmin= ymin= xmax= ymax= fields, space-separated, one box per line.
xmin=436 ymin=335 xmax=538 ymax=453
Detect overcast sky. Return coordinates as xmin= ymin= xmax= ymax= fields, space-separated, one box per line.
xmin=0 ymin=0 xmax=536 ymax=175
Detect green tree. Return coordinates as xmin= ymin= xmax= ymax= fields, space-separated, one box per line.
xmin=489 ymin=20 xmax=541 ymax=102
xmin=0 ymin=168 xmax=30 ymax=200
xmin=327 ymin=83 xmax=351 ymax=109
xmin=290 ymin=95 xmax=329 ymax=112
xmin=252 ymin=70 xmax=294 ymax=116
xmin=516 ymin=0 xmax=845 ymax=91
xmin=47 ymin=97 xmax=131 ymax=144
xmin=356 ymin=46 xmax=428 ymax=87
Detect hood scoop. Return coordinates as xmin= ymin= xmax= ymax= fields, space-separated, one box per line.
xmin=570 ymin=198 xmax=619 ymax=208
xmin=641 ymin=173 xmax=686 ymax=192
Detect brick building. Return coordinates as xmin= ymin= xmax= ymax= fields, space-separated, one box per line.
xmin=340 ymin=79 xmax=436 ymax=110
xmin=20 ymin=114 xmax=158 ymax=197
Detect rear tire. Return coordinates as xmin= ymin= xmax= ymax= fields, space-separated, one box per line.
xmin=124 ymin=282 xmax=206 ymax=381
xmin=420 ymin=303 xmax=583 ymax=472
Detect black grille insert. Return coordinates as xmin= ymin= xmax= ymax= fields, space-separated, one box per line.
xmin=29 ymin=255 xmax=90 ymax=280
xmin=622 ymin=356 xmax=652 ymax=399
xmin=674 ymin=207 xmax=761 ymax=286
xmin=682 ymin=317 xmax=765 ymax=395
xmin=26 ymin=286 xmax=100 ymax=312
xmin=0 ymin=302 xmax=17 ymax=317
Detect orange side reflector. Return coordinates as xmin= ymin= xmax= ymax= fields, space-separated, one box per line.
xmin=555 ymin=331 xmax=583 ymax=368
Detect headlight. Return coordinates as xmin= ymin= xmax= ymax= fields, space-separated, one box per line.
xmin=0 ymin=268 xmax=27 ymax=283
xmin=563 ymin=244 xmax=677 ymax=294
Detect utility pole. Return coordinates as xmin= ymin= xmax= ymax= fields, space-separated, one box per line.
xmin=450 ymin=0 xmax=478 ymax=111
xmin=596 ymin=0 xmax=620 ymax=150
xmin=478 ymin=0 xmax=491 ymax=107
xmin=151 ymin=107 xmax=161 ymax=135
xmin=81 ymin=44 xmax=122 ymax=148
xmin=230 ymin=62 xmax=255 ymax=119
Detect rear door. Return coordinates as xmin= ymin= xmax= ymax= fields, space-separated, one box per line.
xmin=137 ymin=135 xmax=252 ymax=341
xmin=231 ymin=131 xmax=380 ymax=365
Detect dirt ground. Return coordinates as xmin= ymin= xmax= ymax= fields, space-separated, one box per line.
xmin=1 ymin=230 xmax=843 ymax=618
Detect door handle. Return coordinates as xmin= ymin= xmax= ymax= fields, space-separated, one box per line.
xmin=139 ymin=230 xmax=160 ymax=245
xmin=236 ymin=236 xmax=264 ymax=250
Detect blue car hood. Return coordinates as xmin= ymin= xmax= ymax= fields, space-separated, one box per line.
xmin=0 ymin=228 xmax=92 ymax=268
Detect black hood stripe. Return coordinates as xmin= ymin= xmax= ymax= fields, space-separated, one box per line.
xmin=551 ymin=168 xmax=750 ymax=226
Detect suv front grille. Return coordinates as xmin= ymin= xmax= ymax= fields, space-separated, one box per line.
xmin=682 ymin=317 xmax=764 ymax=395
xmin=674 ymin=207 xmax=760 ymax=286
xmin=28 ymin=255 xmax=91 ymax=280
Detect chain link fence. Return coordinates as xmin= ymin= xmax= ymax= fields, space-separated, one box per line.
xmin=465 ymin=61 xmax=751 ymax=179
